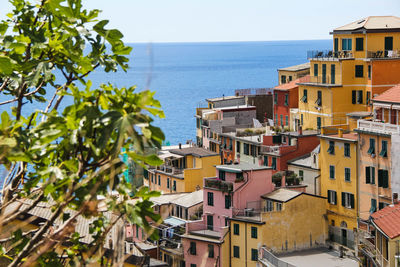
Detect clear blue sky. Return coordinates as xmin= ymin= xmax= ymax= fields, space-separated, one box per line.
xmin=2 ymin=0 xmax=400 ymax=42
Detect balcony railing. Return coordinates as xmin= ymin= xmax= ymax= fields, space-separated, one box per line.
xmin=204 ymin=177 xmax=233 ymax=192
xmin=157 ymin=165 xmax=184 ymax=175
xmin=309 ymin=74 xmax=341 ymax=86
xmin=357 ymin=119 xmax=400 ymax=135
xmin=259 ymin=247 xmax=296 ymax=267
xmin=367 ymin=50 xmax=400 ymax=59
xmin=307 ymin=50 xmax=353 ymax=60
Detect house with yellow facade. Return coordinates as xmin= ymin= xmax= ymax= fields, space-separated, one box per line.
xmin=277 ymin=62 xmax=310 ymax=85
xmin=319 ymin=126 xmax=358 ymax=251
xmin=229 ymin=188 xmax=327 ymax=267
xmin=298 ymin=16 xmax=400 ymax=130
xmin=146 ymin=145 xmax=220 ymax=193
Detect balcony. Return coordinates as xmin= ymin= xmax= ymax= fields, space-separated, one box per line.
xmin=307 ymin=50 xmax=353 ymax=60
xmin=204 ymin=177 xmax=233 ymax=192
xmin=357 ymin=119 xmax=400 ymax=135
xmin=367 ymin=50 xmax=400 ymax=59
xmin=308 ymin=75 xmax=342 ymax=87
xmin=157 ymin=165 xmax=184 ymax=176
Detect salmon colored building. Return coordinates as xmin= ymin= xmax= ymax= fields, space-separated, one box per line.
xmin=273 ymin=75 xmax=310 ymax=130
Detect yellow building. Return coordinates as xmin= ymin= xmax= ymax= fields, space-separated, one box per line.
xmin=147 ymin=146 xmax=220 ymax=193
xmin=319 ymin=126 xmax=358 ymax=250
xmin=230 ymin=189 xmax=327 ymax=267
xmin=299 ymin=16 xmax=400 ymax=130
xmin=277 ymin=62 xmax=310 ymax=85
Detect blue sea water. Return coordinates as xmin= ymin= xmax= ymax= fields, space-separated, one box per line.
xmin=3 ymin=40 xmax=332 ymax=145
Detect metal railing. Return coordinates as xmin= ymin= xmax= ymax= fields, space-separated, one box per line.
xmin=204 ymin=178 xmax=233 ymax=192
xmin=309 ymin=74 xmax=341 ymax=85
xmin=235 ymin=88 xmax=273 ymax=96
xmin=157 ymin=165 xmax=184 ymax=175
xmin=367 ymin=50 xmax=400 ymax=59
xmin=259 ymin=247 xmax=296 ymax=267
xmin=307 ymin=50 xmax=353 ymax=60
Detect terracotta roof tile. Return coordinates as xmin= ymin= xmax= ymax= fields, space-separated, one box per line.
xmin=274 ymin=75 xmax=310 ymax=91
xmin=372 ymin=203 xmax=400 ymax=239
xmin=373 ymin=84 xmax=400 ymax=104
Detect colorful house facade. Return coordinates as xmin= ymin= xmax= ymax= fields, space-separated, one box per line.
xmin=299 ymin=16 xmax=400 ymax=130
xmin=277 ymin=62 xmax=310 ymax=85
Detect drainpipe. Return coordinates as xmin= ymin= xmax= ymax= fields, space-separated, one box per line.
xmin=229 ymin=224 xmax=232 ymax=267
xmin=245 ymin=222 xmax=248 ymax=267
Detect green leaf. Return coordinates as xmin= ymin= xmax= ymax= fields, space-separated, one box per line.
xmin=0 ymin=56 xmax=13 ymax=75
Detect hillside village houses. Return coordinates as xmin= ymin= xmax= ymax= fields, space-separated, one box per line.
xmin=9 ymin=16 xmax=400 ymax=267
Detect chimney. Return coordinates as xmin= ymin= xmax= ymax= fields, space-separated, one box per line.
xmin=338 ymin=128 xmax=343 ymax=138
xmin=298 ymin=126 xmax=303 ymax=136
xmin=281 ymin=172 xmax=286 ymax=188
xmin=179 ymin=143 xmax=182 ymax=149
xmin=393 ymin=193 xmax=399 ymax=204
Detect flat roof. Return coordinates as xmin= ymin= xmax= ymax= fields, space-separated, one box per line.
xmin=281 ymin=130 xmax=319 ymax=137
xmin=262 ymin=188 xmax=302 ymax=203
xmin=321 ymin=132 xmax=358 ymax=142
xmin=169 ymin=147 xmax=219 ymax=158
xmin=346 ymin=111 xmax=373 ymax=118
xmin=278 ymin=62 xmax=310 ymax=72
xmin=170 ymin=190 xmax=203 ymax=208
xmin=206 ymin=95 xmax=244 ymax=102
xmin=216 ymin=162 xmax=270 ymax=172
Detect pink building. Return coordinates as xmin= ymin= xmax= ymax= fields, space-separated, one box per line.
xmin=181 ymin=162 xmax=274 ymax=267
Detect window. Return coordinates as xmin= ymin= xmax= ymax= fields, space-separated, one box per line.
xmin=274 ymin=92 xmax=278 ymax=105
xmin=331 ymin=64 xmax=335 ymax=84
xmin=233 ymin=246 xmax=240 ymax=258
xmin=151 ymin=174 xmax=154 ymax=183
xmin=281 ymin=75 xmax=286 ymax=84
xmin=285 ymin=116 xmax=288 ymax=126
xmin=370 ymin=198 xmax=377 ymax=213
xmin=190 ymin=265 xmax=196 ymax=267
xmin=380 ymin=140 xmax=388 ymax=157
xmin=327 ymin=141 xmax=335 ymax=154
xmin=379 ymin=202 xmax=389 ymax=210
xmin=327 ymin=190 xmax=337 ymax=205
xmin=334 ymin=38 xmax=338 ymax=52
xmin=167 ymin=178 xmax=170 ymax=189
xmin=315 ymin=90 xmax=322 ymax=106
xmin=355 ymin=65 xmax=363 ymax=78
xmin=233 ymin=223 xmax=239 ymax=235
xmin=366 ymin=166 xmax=376 ymax=184
xmin=275 ymin=114 xmax=278 ymax=125
xmin=301 ymin=89 xmax=308 ymax=103
xmin=207 ymin=215 xmax=213 ymax=230
xmin=299 ymin=170 xmax=304 ymax=180
xmin=317 ymin=117 xmax=321 ymax=130
xmin=378 ymin=169 xmax=389 ymax=188
xmin=329 ymin=165 xmax=335 ymax=179
xmin=263 ymin=156 xmax=268 ymax=166
xmin=284 ymin=94 xmax=288 ymax=106
xmin=172 ymin=180 xmax=176 ymax=191
xmin=251 ymin=227 xmax=258 ymax=239
xmin=266 ymin=200 xmax=274 ymax=212
xmin=368 ymin=65 xmax=371 ymax=79
xmin=342 ymin=192 xmax=355 ymax=209
xmin=368 ymin=138 xmax=376 ymax=155
xmin=366 ymin=91 xmax=371 ymax=104
xmin=244 ymin=143 xmax=250 ymax=155
xmin=136 ymin=226 xmax=139 ymax=238
xmin=236 ymin=141 xmax=240 ymax=153
xmin=342 ymin=38 xmax=352 ymax=51
xmin=276 ymin=202 xmax=282 ymax=211
xmin=385 ymin=36 xmax=393 ymax=51
xmin=158 ymin=175 xmax=161 ymax=185
xmin=301 ymin=114 xmax=303 ymax=125
xmin=357 ymin=90 xmax=363 ymax=104
xmin=271 ymin=157 xmax=277 ymax=170
xmin=207 ymin=192 xmax=214 ymax=206
xmin=322 ymin=64 xmax=326 ymax=83
xmin=345 ymin=168 xmax=351 ymax=182
xmin=208 ymin=244 xmax=214 ymax=258
xmin=280 ymin=115 xmax=283 ymax=126
xmin=251 ymin=248 xmax=258 ymax=261
xmin=288 ymin=76 xmax=292 ymax=82
xmin=356 ymin=38 xmax=364 ymax=51
xmin=314 ymin=64 xmax=318 ymax=76
xmin=219 ymin=170 xmax=226 ymax=180
xmin=189 ymin=242 xmax=196 ymax=255
xmin=344 ymin=143 xmax=350 ymax=157
xmin=352 ymin=90 xmax=356 ymax=104
xmin=225 ymin=195 xmax=231 ymax=209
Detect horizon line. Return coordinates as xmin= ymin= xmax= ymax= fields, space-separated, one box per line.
xmin=123 ymin=38 xmax=331 ymax=44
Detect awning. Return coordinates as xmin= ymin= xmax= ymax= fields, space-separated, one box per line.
xmin=163 ymin=216 xmax=186 ymax=227
xmin=373 ymin=102 xmax=392 ymax=109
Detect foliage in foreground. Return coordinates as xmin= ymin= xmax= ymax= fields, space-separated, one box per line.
xmin=0 ymin=0 xmax=164 ymax=265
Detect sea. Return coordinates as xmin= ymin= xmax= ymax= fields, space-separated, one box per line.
xmin=3 ymin=40 xmax=332 ymax=145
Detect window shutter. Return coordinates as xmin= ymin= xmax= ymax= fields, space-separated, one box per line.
xmin=350 ymin=194 xmax=355 ymax=209
xmin=384 ymin=171 xmax=389 ymax=188
xmin=352 ymin=90 xmax=356 ymax=104
xmin=378 ymin=170 xmax=383 ymax=187
xmin=327 ymin=190 xmax=331 ymax=203
xmin=341 ymin=192 xmax=345 ymax=207
xmin=334 ymin=191 xmax=337 ymax=205
xmin=366 ymin=166 xmax=370 ymax=184
xmin=372 ymin=167 xmax=375 ymax=184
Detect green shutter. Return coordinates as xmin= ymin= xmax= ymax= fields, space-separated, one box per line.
xmin=352 ymin=90 xmax=356 ymax=104
xmin=366 ymin=166 xmax=370 ymax=184
xmin=371 ymin=167 xmax=375 ymax=184
xmin=341 ymin=192 xmax=345 ymax=207
xmin=334 ymin=191 xmax=337 ymax=205
xmin=350 ymin=194 xmax=355 ymax=209
xmin=327 ymin=190 xmax=331 ymax=203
